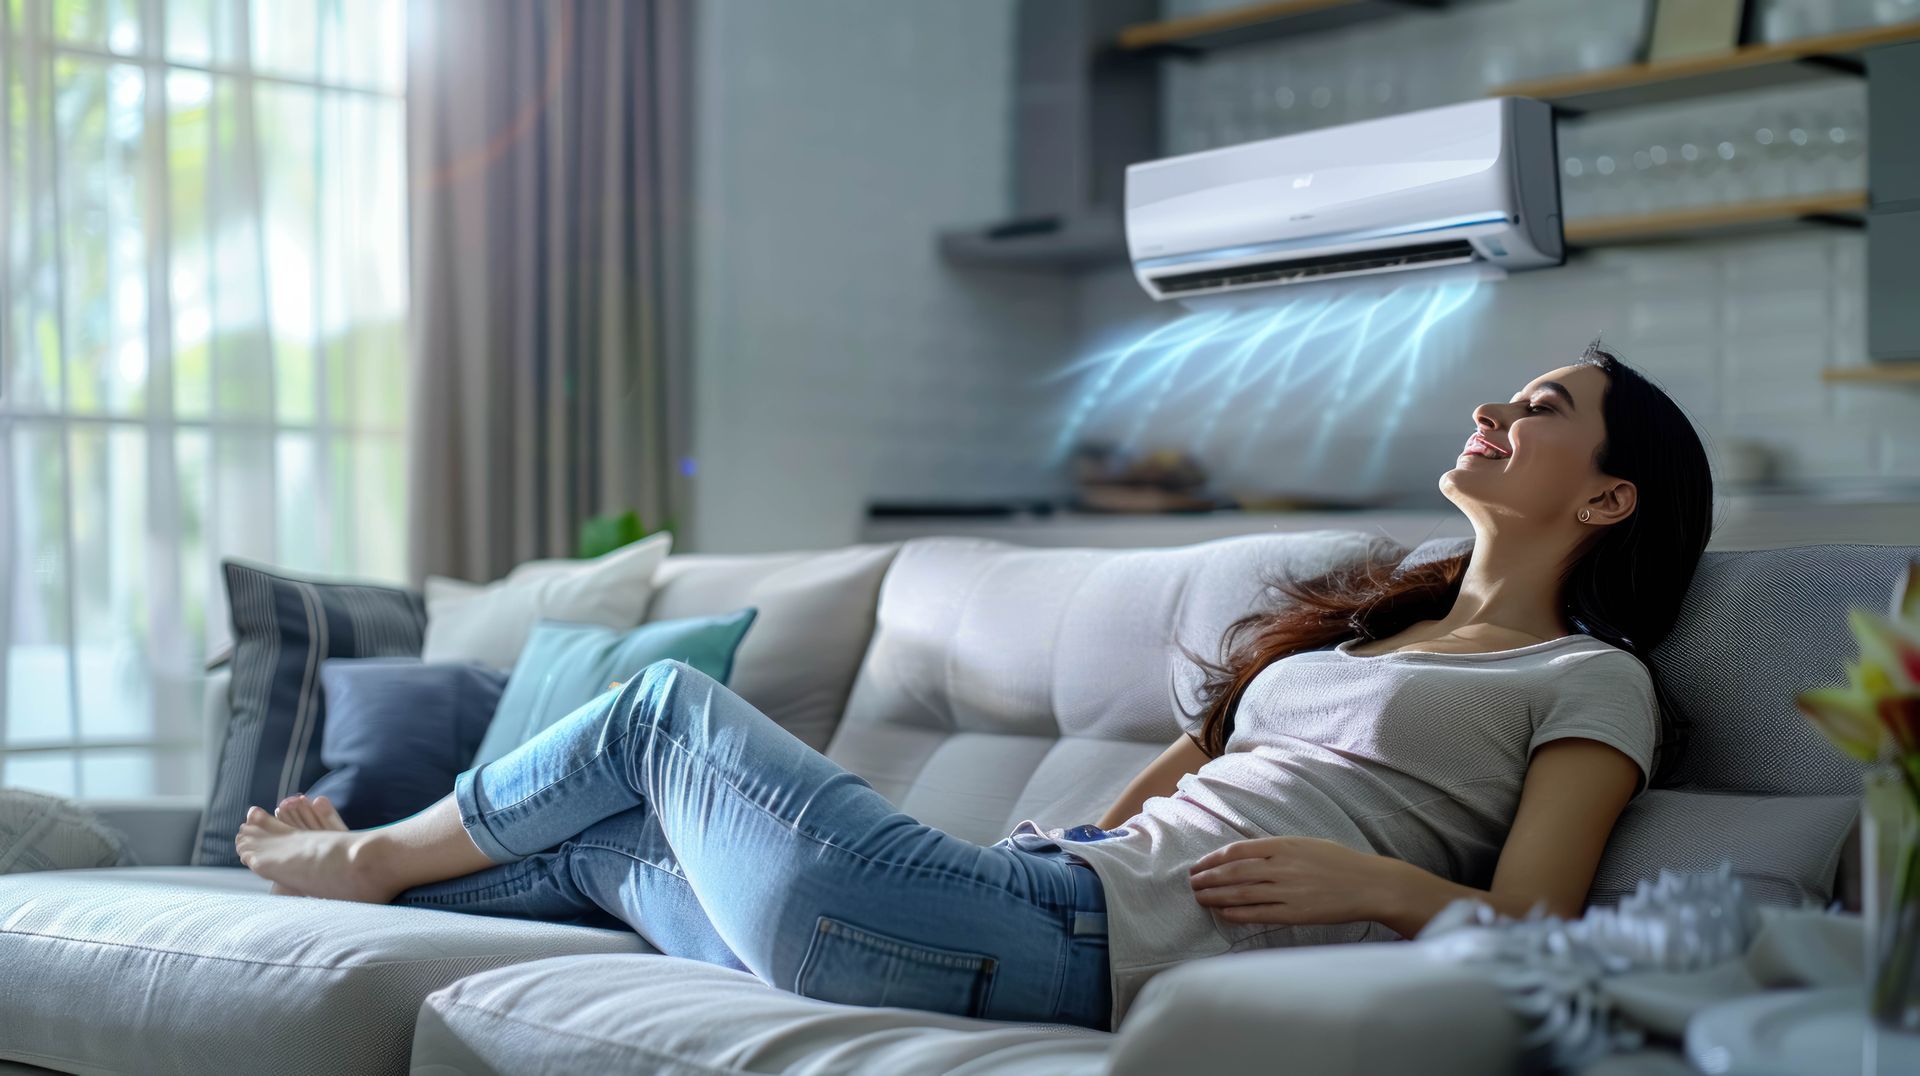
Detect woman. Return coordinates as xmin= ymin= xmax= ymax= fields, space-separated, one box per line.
xmin=238 ymin=342 xmax=1713 ymax=1034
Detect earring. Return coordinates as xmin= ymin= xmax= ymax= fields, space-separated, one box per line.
xmin=1578 ymin=508 xmax=1592 ymax=523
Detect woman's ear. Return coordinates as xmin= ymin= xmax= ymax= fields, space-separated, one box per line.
xmin=1587 ymin=479 xmax=1637 ymax=524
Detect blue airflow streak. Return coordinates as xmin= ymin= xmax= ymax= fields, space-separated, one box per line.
xmin=1045 ymin=280 xmax=1487 ymax=480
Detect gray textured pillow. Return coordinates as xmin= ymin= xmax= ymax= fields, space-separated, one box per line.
xmin=1589 ymin=789 xmax=1858 ymax=909
xmin=0 ymin=788 xmax=132 ymax=874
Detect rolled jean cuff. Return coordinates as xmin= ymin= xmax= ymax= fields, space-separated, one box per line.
xmin=452 ymin=765 xmax=521 ymax=864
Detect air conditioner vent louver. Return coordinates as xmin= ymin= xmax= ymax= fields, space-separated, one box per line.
xmin=1151 ymin=240 xmax=1476 ymax=296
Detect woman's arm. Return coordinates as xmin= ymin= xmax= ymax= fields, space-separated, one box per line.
xmin=1096 ymin=734 xmax=1212 ymax=830
xmin=1372 ymin=737 xmax=1642 ymax=936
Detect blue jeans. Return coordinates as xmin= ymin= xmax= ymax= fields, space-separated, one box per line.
xmin=392 ymin=659 xmax=1113 ymax=1030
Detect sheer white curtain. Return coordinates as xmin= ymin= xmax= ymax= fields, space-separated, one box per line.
xmin=0 ymin=0 xmax=408 ymax=799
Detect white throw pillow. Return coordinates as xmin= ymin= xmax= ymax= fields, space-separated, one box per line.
xmin=422 ymin=532 xmax=673 ymax=670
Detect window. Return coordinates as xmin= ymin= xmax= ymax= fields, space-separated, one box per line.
xmin=2 ymin=0 xmax=408 ymax=799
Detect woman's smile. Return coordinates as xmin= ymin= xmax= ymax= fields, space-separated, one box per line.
xmin=1460 ymin=432 xmax=1511 ymax=461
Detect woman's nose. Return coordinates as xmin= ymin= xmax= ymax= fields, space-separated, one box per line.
xmin=1472 ymin=403 xmax=1504 ymax=430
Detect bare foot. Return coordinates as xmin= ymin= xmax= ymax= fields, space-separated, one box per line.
xmin=267 ymin=796 xmax=350 ymax=895
xmin=236 ymin=806 xmax=397 ymax=904
xmin=275 ymin=794 xmax=348 ymax=832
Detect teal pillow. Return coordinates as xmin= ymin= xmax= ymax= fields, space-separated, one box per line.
xmin=474 ymin=609 xmax=757 ymax=767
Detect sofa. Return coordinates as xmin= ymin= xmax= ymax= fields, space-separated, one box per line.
xmin=0 ymin=530 xmax=1904 ymax=1075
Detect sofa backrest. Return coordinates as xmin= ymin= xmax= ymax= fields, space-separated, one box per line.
xmin=826 ymin=532 xmax=1915 ymax=909
xmin=641 ymin=543 xmax=900 ymax=752
xmin=825 ymin=531 xmax=1390 ymax=843
xmin=1405 ymin=538 xmax=1915 ymax=796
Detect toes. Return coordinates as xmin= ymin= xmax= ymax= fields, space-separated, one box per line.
xmin=246 ymin=806 xmax=295 ymax=833
xmin=311 ymin=796 xmax=347 ymax=831
xmin=293 ymin=799 xmax=322 ymax=829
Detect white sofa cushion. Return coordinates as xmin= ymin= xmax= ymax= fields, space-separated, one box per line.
xmin=642 ymin=543 xmax=899 ymax=752
xmin=826 ymin=532 xmax=1389 ymax=843
xmin=411 ymin=954 xmax=1110 ymax=1075
xmin=423 ymin=532 xmax=673 ymax=671
xmin=1107 ymin=941 xmax=1521 ymax=1076
xmin=0 ymin=868 xmax=648 ymax=1076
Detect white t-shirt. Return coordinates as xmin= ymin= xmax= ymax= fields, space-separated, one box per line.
xmin=1005 ymin=633 xmax=1659 ymax=1030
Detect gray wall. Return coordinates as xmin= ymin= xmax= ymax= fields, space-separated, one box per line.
xmin=688 ymin=0 xmax=1076 ymax=553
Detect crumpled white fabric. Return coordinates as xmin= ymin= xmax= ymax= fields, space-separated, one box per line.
xmin=1414 ymin=862 xmax=1766 ymax=1073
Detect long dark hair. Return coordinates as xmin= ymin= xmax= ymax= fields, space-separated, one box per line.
xmin=1179 ymin=343 xmax=1713 ymax=788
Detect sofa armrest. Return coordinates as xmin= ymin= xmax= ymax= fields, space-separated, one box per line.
xmin=1108 ymin=942 xmax=1525 ymax=1076
xmin=86 ymin=797 xmax=204 ymax=867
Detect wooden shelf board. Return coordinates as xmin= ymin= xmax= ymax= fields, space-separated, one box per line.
xmin=1563 ymin=191 xmax=1868 ymax=246
xmin=1491 ymin=21 xmax=1920 ymax=114
xmin=1823 ymin=365 xmax=1920 ymax=383
xmin=936 ymin=213 xmax=1127 ymax=271
xmin=1117 ymin=0 xmax=1442 ymax=54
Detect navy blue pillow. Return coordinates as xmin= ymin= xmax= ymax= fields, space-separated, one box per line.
xmin=195 ymin=560 xmax=428 ymax=866
xmin=306 ymin=659 xmax=507 ymax=829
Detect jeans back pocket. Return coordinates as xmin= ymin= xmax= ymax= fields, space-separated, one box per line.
xmin=793 ymin=915 xmax=998 ymax=1018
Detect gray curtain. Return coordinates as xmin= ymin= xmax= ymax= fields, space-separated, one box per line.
xmin=405 ymin=0 xmax=693 ymax=584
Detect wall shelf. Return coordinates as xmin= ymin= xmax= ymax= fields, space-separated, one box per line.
xmin=1491 ymin=21 xmax=1920 ymax=114
xmin=1116 ymin=0 xmax=1445 ymax=55
xmin=1562 ymin=190 xmax=1868 ymax=247
xmin=1823 ymin=365 xmax=1920 ymax=383
xmin=936 ymin=212 xmax=1127 ymax=271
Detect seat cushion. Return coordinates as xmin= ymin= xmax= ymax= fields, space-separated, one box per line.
xmin=1108 ymin=942 xmax=1521 ymax=1076
xmin=411 ymin=953 xmax=1111 ymax=1076
xmin=0 ymin=867 xmax=649 ymax=1076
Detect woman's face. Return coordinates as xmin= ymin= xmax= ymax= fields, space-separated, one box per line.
xmin=1440 ymin=364 xmax=1630 ymax=525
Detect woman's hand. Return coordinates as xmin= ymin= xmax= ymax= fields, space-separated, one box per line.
xmin=1188 ymin=836 xmax=1406 ymax=926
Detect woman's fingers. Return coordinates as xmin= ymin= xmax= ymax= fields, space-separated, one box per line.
xmin=1189 ymin=858 xmax=1272 ymax=889
xmin=1192 ymin=881 xmax=1285 ymax=906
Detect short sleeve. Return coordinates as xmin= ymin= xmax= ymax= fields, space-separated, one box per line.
xmin=1528 ymin=649 xmax=1659 ymax=798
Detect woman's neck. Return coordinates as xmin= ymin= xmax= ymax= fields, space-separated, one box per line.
xmin=1432 ymin=525 xmax=1577 ymax=642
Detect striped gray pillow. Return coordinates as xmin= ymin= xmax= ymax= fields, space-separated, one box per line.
xmin=1589 ymin=789 xmax=1859 ymax=909
xmin=0 ymin=789 xmax=131 ymax=874
xmin=193 ymin=559 xmax=427 ymax=866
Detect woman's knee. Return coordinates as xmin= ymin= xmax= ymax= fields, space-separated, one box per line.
xmin=623 ymin=658 xmax=712 ymax=739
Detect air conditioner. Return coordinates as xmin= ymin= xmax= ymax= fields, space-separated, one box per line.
xmin=1126 ymin=97 xmax=1563 ymax=302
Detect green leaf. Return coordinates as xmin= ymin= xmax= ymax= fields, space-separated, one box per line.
xmin=578 ymin=509 xmax=646 ymax=560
